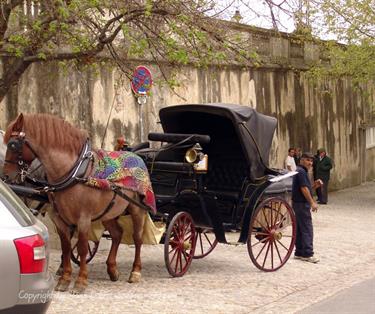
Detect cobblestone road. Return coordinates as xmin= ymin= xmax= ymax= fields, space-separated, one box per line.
xmin=47 ymin=182 xmax=375 ymax=314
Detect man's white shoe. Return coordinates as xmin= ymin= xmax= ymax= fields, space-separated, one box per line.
xmin=300 ymin=256 xmax=320 ymax=263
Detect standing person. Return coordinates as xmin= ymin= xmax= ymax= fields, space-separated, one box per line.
xmin=285 ymin=147 xmax=297 ymax=171
xmin=314 ymin=148 xmax=333 ymax=204
xmin=114 ymin=136 xmax=129 ymax=151
xmin=294 ymin=147 xmax=302 ymax=166
xmin=292 ymin=152 xmax=322 ymax=263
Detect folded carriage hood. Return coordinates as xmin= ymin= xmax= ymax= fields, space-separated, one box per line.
xmin=159 ymin=103 xmax=277 ymax=180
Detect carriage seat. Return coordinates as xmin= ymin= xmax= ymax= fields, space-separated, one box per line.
xmin=263 ymin=177 xmax=292 ymax=195
xmin=204 ymin=158 xmax=247 ymax=201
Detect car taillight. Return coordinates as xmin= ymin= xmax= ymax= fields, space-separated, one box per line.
xmin=14 ymin=234 xmax=46 ymax=274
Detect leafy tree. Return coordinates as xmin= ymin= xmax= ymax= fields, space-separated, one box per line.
xmin=238 ymin=0 xmax=375 ymax=83
xmin=0 ymin=0 xmax=256 ymax=102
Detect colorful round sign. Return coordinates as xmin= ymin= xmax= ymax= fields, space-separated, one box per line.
xmin=131 ymin=66 xmax=152 ymax=96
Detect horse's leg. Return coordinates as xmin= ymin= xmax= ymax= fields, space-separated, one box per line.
xmin=127 ymin=202 xmax=146 ymax=283
xmin=52 ymin=218 xmax=73 ymax=292
xmin=71 ymin=220 xmax=90 ymax=294
xmin=56 ymin=226 xmax=75 ymax=276
xmin=102 ymin=219 xmax=123 ymax=281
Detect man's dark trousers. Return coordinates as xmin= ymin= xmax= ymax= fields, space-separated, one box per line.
xmin=293 ymin=202 xmax=314 ymax=257
xmin=316 ymin=180 xmax=329 ymax=204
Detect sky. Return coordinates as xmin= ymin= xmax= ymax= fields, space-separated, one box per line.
xmin=214 ymin=0 xmax=297 ymax=33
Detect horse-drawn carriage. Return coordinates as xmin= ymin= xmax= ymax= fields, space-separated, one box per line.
xmin=1 ymin=103 xmax=296 ymax=290
xmin=136 ymin=103 xmax=296 ymax=275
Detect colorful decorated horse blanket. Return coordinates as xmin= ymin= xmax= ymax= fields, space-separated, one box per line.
xmin=86 ymin=150 xmax=156 ymax=213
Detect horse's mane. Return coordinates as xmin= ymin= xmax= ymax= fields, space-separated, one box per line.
xmin=5 ymin=114 xmax=88 ymax=154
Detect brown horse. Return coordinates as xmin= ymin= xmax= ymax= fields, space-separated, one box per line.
xmin=3 ymin=113 xmax=153 ymax=294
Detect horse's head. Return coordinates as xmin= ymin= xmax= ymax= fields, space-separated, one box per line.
xmin=3 ymin=114 xmax=37 ymax=183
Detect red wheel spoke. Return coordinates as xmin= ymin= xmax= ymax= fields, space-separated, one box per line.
xmin=275 ymin=213 xmax=287 ymax=229
xmin=262 ymin=208 xmax=270 ymax=229
xmin=254 ymin=218 xmax=268 ymax=231
xmin=274 ymin=240 xmax=283 ymax=263
xmin=276 ymin=238 xmax=290 ymax=251
xmin=252 ymin=235 xmax=270 ymax=248
xmin=184 ymin=233 xmax=193 ymax=241
xmin=261 ymin=241 xmax=271 ymax=268
xmin=194 ymin=230 xmax=217 ymax=259
xmin=254 ymin=239 xmax=268 ymax=260
xmin=178 ymin=251 xmax=183 ymax=273
xmin=173 ymin=251 xmax=178 ymax=274
xmin=198 ymin=234 xmax=204 ymax=255
xmin=270 ymin=241 xmax=274 ymax=269
xmin=172 ymin=226 xmax=179 ymax=237
xmin=168 ymin=246 xmax=177 ymax=254
xmin=169 ymin=247 xmax=178 ymax=263
xmin=181 ymin=249 xmax=189 ymax=263
xmin=275 ymin=202 xmax=282 ymax=223
xmin=202 ymin=233 xmax=212 ymax=245
xmin=255 ymin=231 xmax=269 ymax=236
xmin=169 ymin=239 xmax=179 ymax=246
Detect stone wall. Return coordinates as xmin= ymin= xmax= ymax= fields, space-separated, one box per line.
xmin=1 ymin=25 xmax=374 ymax=190
xmin=366 ymin=147 xmax=375 ymax=181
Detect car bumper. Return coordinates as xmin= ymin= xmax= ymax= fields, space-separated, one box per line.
xmin=0 ymin=299 xmax=52 ymax=314
xmin=1 ymin=272 xmax=55 ymax=314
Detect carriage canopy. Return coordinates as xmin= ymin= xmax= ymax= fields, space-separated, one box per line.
xmin=159 ymin=103 xmax=277 ymax=181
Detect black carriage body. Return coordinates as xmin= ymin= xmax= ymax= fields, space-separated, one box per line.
xmin=139 ymin=104 xmax=291 ymax=244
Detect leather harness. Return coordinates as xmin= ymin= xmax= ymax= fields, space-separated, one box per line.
xmin=5 ymin=132 xmax=150 ymax=227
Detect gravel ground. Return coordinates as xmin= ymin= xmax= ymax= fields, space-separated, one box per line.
xmin=47 ymin=182 xmax=375 ymax=314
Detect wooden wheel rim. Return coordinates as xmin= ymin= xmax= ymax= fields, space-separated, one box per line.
xmin=193 ymin=229 xmax=218 ymax=259
xmin=164 ymin=212 xmax=196 ymax=277
xmin=71 ymin=239 xmax=99 ymax=266
xmin=247 ymin=197 xmax=296 ymax=272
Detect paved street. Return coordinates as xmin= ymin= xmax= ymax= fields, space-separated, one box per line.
xmin=299 ymin=277 xmax=375 ymax=314
xmin=47 ymin=182 xmax=375 ymax=314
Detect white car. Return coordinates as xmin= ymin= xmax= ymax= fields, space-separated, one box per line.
xmin=0 ymin=180 xmax=54 ymax=313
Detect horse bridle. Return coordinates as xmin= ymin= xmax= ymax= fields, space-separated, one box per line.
xmin=4 ymin=131 xmax=37 ymax=182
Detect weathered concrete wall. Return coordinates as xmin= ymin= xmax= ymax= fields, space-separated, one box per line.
xmin=366 ymin=147 xmax=375 ymax=181
xmin=1 ymin=63 xmax=373 ymax=190
xmin=1 ymin=25 xmax=374 ymax=190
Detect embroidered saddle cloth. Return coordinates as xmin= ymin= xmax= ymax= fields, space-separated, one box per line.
xmin=86 ymin=150 xmax=156 ymax=213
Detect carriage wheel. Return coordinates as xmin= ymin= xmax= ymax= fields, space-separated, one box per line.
xmin=70 ymin=238 xmax=99 ymax=266
xmin=193 ymin=228 xmax=218 ymax=259
xmin=164 ymin=212 xmax=196 ymax=277
xmin=247 ymin=197 xmax=296 ymax=272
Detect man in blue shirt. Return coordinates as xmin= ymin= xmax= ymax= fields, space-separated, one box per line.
xmin=292 ymin=152 xmax=322 ymax=263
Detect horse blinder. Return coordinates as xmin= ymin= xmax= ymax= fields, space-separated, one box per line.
xmin=4 ymin=131 xmax=31 ymax=182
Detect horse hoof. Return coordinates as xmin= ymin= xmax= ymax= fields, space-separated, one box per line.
xmin=70 ymin=283 xmax=87 ymax=295
xmin=128 ymin=271 xmax=141 ymax=283
xmin=108 ymin=269 xmax=120 ymax=282
xmin=55 ymin=279 xmax=71 ymax=292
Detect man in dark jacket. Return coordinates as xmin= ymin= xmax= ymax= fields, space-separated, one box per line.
xmin=314 ymin=148 xmax=333 ymax=204
xmin=292 ymin=152 xmax=322 ymax=263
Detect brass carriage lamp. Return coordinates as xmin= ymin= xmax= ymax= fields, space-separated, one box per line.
xmin=185 ymin=143 xmax=208 ymax=173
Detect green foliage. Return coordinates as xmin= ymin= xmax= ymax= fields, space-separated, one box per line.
xmin=292 ymin=0 xmax=375 ymax=83
xmin=0 ymin=0 xmax=259 ymax=100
